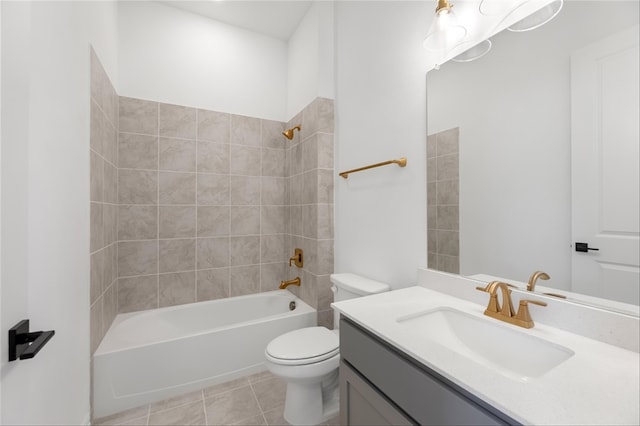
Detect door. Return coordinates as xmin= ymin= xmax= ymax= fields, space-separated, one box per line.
xmin=571 ymin=25 xmax=640 ymax=305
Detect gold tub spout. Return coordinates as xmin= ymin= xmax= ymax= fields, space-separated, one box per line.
xmin=280 ymin=277 xmax=301 ymax=289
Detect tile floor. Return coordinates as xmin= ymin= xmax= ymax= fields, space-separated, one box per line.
xmin=93 ymin=371 xmax=339 ymax=426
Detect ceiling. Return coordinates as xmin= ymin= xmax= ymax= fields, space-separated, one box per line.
xmin=159 ymin=0 xmax=314 ymax=41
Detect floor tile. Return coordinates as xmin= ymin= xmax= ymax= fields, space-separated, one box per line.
xmin=262 ymin=405 xmax=288 ymax=426
xmin=148 ymin=400 xmax=206 ymax=425
xmin=251 ymin=377 xmax=287 ymax=412
xmin=94 ymin=405 xmax=150 ymax=425
xmin=150 ymin=390 xmax=203 ymax=413
xmin=203 ymin=377 xmax=250 ymax=398
xmin=204 ymin=386 xmax=262 ymax=425
xmin=231 ymin=413 xmax=267 ymax=425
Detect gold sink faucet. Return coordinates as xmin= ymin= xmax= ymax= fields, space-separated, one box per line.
xmin=280 ymin=277 xmax=301 ymax=289
xmin=476 ymin=281 xmax=547 ymax=329
xmin=527 ymin=270 xmax=550 ymax=292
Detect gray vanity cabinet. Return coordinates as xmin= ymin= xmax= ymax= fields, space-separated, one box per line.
xmin=339 ymin=318 xmax=518 ymax=426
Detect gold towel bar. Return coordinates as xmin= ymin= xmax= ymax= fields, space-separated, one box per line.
xmin=339 ymin=157 xmax=407 ymax=179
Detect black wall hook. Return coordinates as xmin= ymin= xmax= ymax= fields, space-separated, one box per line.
xmin=8 ymin=319 xmax=55 ymax=361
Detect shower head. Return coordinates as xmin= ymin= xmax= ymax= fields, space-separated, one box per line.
xmin=282 ymin=125 xmax=301 ymax=140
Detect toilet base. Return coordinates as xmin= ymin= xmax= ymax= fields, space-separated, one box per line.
xmin=282 ymin=370 xmax=339 ymax=425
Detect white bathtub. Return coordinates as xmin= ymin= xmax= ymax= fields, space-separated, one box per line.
xmin=93 ymin=290 xmax=316 ymax=418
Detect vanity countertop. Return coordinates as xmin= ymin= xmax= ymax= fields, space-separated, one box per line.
xmin=332 ymin=286 xmax=640 ymax=425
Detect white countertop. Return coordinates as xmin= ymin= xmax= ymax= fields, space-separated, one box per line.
xmin=333 ymin=286 xmax=640 ymax=425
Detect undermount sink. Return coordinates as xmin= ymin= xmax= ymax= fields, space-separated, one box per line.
xmin=397 ymin=307 xmax=575 ymax=382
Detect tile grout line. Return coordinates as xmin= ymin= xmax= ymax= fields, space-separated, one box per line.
xmin=195 ymin=109 xmax=200 ymax=304
xmin=156 ymin=103 xmax=160 ymax=309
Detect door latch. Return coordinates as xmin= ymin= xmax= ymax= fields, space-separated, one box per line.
xmin=575 ymin=242 xmax=600 ymax=253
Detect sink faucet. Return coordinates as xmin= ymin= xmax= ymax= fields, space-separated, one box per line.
xmin=527 ymin=270 xmax=550 ymax=292
xmin=476 ymin=281 xmax=547 ymax=329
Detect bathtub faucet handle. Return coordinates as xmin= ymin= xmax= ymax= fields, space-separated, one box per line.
xmin=289 ymin=248 xmax=303 ymax=268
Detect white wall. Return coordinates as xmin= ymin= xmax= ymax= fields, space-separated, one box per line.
xmin=1 ymin=1 xmax=118 ymax=423
xmin=427 ymin=1 xmax=639 ymax=289
xmin=334 ymin=1 xmax=430 ymax=288
xmin=287 ymin=1 xmax=334 ymax=119
xmin=118 ymin=1 xmax=287 ymax=121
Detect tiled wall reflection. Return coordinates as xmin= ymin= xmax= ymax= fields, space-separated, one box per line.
xmin=90 ymin=48 xmax=119 ymax=355
xmin=427 ymin=127 xmax=460 ymax=274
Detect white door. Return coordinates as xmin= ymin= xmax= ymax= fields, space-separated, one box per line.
xmin=571 ymin=25 xmax=640 ymax=305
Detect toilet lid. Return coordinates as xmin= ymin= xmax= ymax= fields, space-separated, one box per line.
xmin=266 ymin=327 xmax=339 ymax=364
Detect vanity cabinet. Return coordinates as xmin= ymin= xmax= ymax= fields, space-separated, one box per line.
xmin=339 ymin=318 xmax=518 ymax=425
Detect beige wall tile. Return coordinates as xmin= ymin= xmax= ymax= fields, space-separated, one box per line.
xmin=196 ymin=268 xmax=229 ymax=301
xmin=119 ymin=169 xmax=158 ymax=204
xmin=289 ymin=175 xmax=303 ymax=206
xmin=289 ymin=143 xmax=303 ymax=176
xmin=261 ymin=206 xmax=287 ymax=235
xmin=230 ymin=176 xmax=260 ymax=205
xmin=437 ymin=127 xmax=459 ymax=156
xmin=90 ymin=301 xmax=103 ymax=355
xmin=261 ymin=119 xmax=285 ymax=149
xmin=197 ymin=109 xmax=229 ymax=143
xmin=159 ymin=206 xmax=196 ymax=238
xmin=117 ymin=275 xmax=158 ymax=313
xmin=197 ymin=141 xmax=229 ymax=174
xmin=317 ymin=309 xmax=333 ymax=330
xmin=159 ymin=238 xmax=196 ymax=273
xmin=427 ymin=157 xmax=437 ymax=182
xmin=119 ymin=205 xmax=158 ymax=240
xmin=437 ymin=179 xmax=459 ymax=205
xmin=119 ymin=97 xmax=158 ymax=135
xmin=316 ymin=240 xmax=334 ymax=276
xmin=106 ymin=244 xmax=117 ymax=288
xmin=261 ymin=148 xmax=286 ymax=177
xmin=119 ymin=133 xmax=158 ymax=170
xmin=229 ymin=206 xmax=260 ymax=236
xmin=104 ymin=162 xmax=118 ymax=204
xmin=260 ymin=262 xmax=287 ymax=293
xmin=102 ymin=283 xmax=117 ymax=336
xmin=197 ymin=237 xmax=229 ymax=269
xmin=427 ymin=134 xmax=437 ymax=158
xmin=159 ymin=271 xmax=196 ymax=307
xmin=300 ymin=271 xmax=317 ymax=308
xmin=118 ymin=241 xmax=158 ymax=277
xmin=91 ymin=202 xmax=104 ymax=252
xmin=316 ymin=275 xmax=334 ymax=311
xmin=197 ymin=206 xmax=230 ymax=237
xmin=436 ymin=205 xmax=459 ymax=231
xmin=230 ymin=266 xmax=260 ymax=296
xmin=317 ymin=169 xmax=333 ymax=204
xmin=91 ymin=100 xmax=116 ymax=161
xmin=261 ymin=177 xmax=287 ymax=206
xmin=90 ymin=48 xmax=117 ymax=126
xmin=437 ymin=254 xmax=460 ymax=274
xmin=261 ymin=235 xmax=286 ymax=263
xmin=302 ymin=135 xmax=318 ymax=172
xmin=104 ymin=204 xmax=118 ymax=246
xmin=317 ymin=204 xmax=334 ymax=240
xmin=317 ymin=133 xmax=334 ymax=169
xmin=437 ymin=154 xmax=459 ymax=181
xmin=289 ymin=205 xmax=303 ymax=236
xmin=159 ymin=138 xmax=196 ymax=172
xmin=302 ymin=204 xmax=317 ymax=239
xmin=159 ymin=103 xmax=196 ymax=139
xmin=159 ymin=172 xmax=196 ymax=205
xmin=230 ymin=145 xmax=261 ymax=176
xmin=301 ymin=171 xmax=317 ymax=205
xmin=91 ymin=250 xmax=105 ymax=304
xmin=197 ymin=174 xmax=230 ymax=205
xmin=91 ymin=151 xmax=104 ymax=202
xmin=230 ymin=115 xmax=260 ymax=147
xmin=229 ymin=236 xmax=260 ymax=266
xmin=427 ymin=205 xmax=437 ymax=232
xmin=436 ymin=230 xmax=459 ymax=257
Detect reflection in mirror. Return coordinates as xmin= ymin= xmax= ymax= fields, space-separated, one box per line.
xmin=427 ymin=1 xmax=639 ymax=314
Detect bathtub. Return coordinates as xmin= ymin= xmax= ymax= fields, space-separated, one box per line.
xmin=93 ymin=290 xmax=316 ymax=418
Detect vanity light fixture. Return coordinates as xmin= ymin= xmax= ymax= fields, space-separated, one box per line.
xmin=423 ymin=0 xmax=467 ymax=52
xmin=507 ymin=0 xmax=563 ymax=32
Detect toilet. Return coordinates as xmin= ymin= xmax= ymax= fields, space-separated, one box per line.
xmin=265 ymin=273 xmax=390 ymax=425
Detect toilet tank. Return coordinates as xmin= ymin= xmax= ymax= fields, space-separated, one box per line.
xmin=331 ymin=273 xmax=390 ymax=328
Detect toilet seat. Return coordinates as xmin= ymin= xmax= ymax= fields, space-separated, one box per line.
xmin=265 ymin=327 xmax=339 ymax=366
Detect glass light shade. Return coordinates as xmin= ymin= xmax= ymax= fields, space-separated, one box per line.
xmin=423 ymin=9 xmax=467 ymax=51
xmin=479 ymin=0 xmax=517 ymax=16
xmin=508 ymin=0 xmax=563 ymax=32
xmin=452 ymin=39 xmax=493 ymax=62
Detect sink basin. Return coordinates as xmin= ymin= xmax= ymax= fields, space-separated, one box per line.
xmin=397 ymin=307 xmax=574 ymax=382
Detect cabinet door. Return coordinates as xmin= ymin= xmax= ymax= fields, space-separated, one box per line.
xmin=340 ymin=361 xmax=414 ymax=426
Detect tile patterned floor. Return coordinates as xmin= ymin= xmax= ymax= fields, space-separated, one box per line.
xmin=93 ymin=371 xmax=339 ymax=426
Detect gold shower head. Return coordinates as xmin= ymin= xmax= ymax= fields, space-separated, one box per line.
xmin=282 ymin=125 xmax=301 ymax=140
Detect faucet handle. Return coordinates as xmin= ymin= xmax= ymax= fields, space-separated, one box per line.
xmin=515 ymin=299 xmax=547 ymax=328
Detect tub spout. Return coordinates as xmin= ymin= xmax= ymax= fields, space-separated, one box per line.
xmin=280 ymin=277 xmax=301 ymax=289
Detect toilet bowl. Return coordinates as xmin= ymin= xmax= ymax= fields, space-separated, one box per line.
xmin=264 ymin=274 xmax=390 ymax=425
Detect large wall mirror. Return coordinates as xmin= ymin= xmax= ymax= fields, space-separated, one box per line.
xmin=427 ymin=1 xmax=639 ymax=314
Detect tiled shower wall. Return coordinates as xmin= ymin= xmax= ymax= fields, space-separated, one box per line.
xmin=115 ymin=98 xmax=291 ymax=312
xmin=115 ymin=96 xmax=335 ymax=324
xmin=90 ymin=49 xmax=118 ymax=354
xmin=285 ymin=98 xmax=335 ymax=329
xmin=427 ymin=127 xmax=460 ymax=274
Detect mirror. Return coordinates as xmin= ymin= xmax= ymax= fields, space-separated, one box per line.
xmin=426 ymin=1 xmax=639 ymax=314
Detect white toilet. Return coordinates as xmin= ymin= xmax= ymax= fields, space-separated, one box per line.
xmin=265 ymin=273 xmax=390 ymax=425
